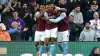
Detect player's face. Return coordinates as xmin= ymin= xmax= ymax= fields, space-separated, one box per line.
xmin=49 ymin=4 xmax=54 ymax=11
xmin=85 ymin=23 xmax=90 ymax=29
xmin=40 ymin=5 xmax=45 ymax=11
xmin=46 ymin=4 xmax=53 ymax=11
xmin=46 ymin=5 xmax=49 ymax=11
xmin=12 ymin=12 xmax=18 ymax=18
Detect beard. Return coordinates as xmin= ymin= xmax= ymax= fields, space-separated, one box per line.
xmin=86 ymin=27 xmax=90 ymax=29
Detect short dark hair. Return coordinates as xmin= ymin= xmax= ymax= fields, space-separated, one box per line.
xmin=39 ymin=3 xmax=45 ymax=8
xmin=89 ymin=47 xmax=99 ymax=56
xmin=74 ymin=5 xmax=80 ymax=9
xmin=84 ymin=21 xmax=91 ymax=26
xmin=12 ymin=10 xmax=18 ymax=13
xmin=90 ymin=3 xmax=96 ymax=7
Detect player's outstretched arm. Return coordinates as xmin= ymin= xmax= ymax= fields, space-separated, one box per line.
xmin=49 ymin=12 xmax=66 ymax=23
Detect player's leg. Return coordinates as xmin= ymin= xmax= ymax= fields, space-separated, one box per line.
xmin=39 ymin=32 xmax=45 ymax=56
xmin=50 ymin=28 xmax=57 ymax=56
xmin=62 ymin=31 xmax=69 ymax=56
xmin=44 ymin=30 xmax=50 ymax=52
xmin=57 ymin=32 xmax=63 ymax=52
xmin=39 ymin=41 xmax=44 ymax=56
xmin=63 ymin=42 xmax=68 ymax=56
xmin=34 ymin=31 xmax=41 ymax=56
xmin=50 ymin=37 xmax=56 ymax=56
xmin=34 ymin=42 xmax=39 ymax=56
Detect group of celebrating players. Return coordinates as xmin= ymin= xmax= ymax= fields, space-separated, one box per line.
xmin=34 ymin=2 xmax=70 ymax=56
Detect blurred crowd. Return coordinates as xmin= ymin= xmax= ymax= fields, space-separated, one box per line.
xmin=0 ymin=0 xmax=100 ymax=41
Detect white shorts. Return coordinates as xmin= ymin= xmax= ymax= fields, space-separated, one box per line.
xmin=34 ymin=31 xmax=45 ymax=42
xmin=57 ymin=30 xmax=69 ymax=42
xmin=45 ymin=28 xmax=57 ymax=38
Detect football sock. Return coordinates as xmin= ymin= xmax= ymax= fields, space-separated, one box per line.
xmin=50 ymin=45 xmax=55 ymax=56
xmin=35 ymin=46 xmax=39 ymax=52
xmin=58 ymin=42 xmax=63 ymax=52
xmin=39 ymin=46 xmax=44 ymax=56
xmin=45 ymin=45 xmax=49 ymax=52
xmin=63 ymin=42 xmax=68 ymax=55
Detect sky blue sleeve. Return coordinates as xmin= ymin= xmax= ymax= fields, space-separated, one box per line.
xmin=49 ymin=13 xmax=66 ymax=23
xmin=49 ymin=17 xmax=64 ymax=23
xmin=7 ymin=28 xmax=17 ymax=34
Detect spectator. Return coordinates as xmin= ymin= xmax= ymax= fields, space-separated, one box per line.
xmin=92 ymin=0 xmax=100 ymax=7
xmin=55 ymin=0 xmax=71 ymax=15
xmin=80 ymin=0 xmax=90 ymax=22
xmin=87 ymin=3 xmax=96 ymax=21
xmin=19 ymin=3 xmax=34 ymax=41
xmin=89 ymin=47 xmax=100 ymax=56
xmin=69 ymin=15 xmax=80 ymax=41
xmin=28 ymin=0 xmax=38 ymax=40
xmin=0 ymin=23 xmax=11 ymax=41
xmin=8 ymin=10 xmax=26 ymax=41
xmin=90 ymin=12 xmax=100 ymax=41
xmin=69 ymin=5 xmax=84 ymax=39
xmin=69 ymin=5 xmax=83 ymax=24
xmin=29 ymin=0 xmax=39 ymax=13
xmin=9 ymin=21 xmax=28 ymax=41
xmin=79 ymin=21 xmax=96 ymax=41
xmin=8 ymin=10 xmax=25 ymax=30
xmin=1 ymin=2 xmax=14 ymax=28
xmin=87 ymin=3 xmax=100 ymax=21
